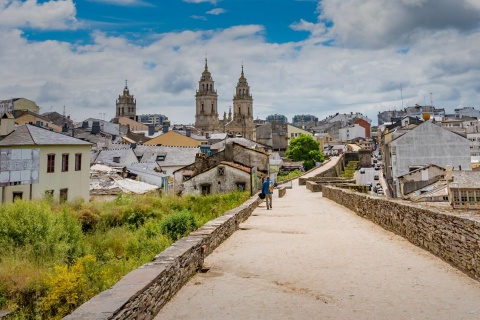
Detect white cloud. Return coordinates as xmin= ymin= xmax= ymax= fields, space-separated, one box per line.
xmin=290 ymin=18 xmax=326 ymax=37
xmin=207 ymin=8 xmax=225 ymax=15
xmin=88 ymin=0 xmax=154 ymax=7
xmin=0 ymin=0 xmax=78 ymax=30
xmin=190 ymin=15 xmax=207 ymax=21
xmin=319 ymin=0 xmax=480 ymax=49
xmin=183 ymin=0 xmax=217 ymax=4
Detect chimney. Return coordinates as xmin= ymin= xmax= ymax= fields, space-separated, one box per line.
xmin=148 ymin=124 xmax=155 ymax=136
xmin=162 ymin=125 xmax=169 ymax=133
xmin=445 ymin=165 xmax=453 ymax=181
xmin=186 ymin=128 xmax=191 ymax=137
xmin=92 ymin=121 xmax=100 ymax=134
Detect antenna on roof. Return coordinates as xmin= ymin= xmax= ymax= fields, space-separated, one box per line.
xmin=400 ymin=83 xmax=404 ymax=109
xmin=430 ymin=92 xmax=433 ymax=106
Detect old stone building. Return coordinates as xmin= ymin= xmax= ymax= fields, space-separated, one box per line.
xmin=116 ymin=81 xmax=136 ymax=120
xmin=194 ymin=60 xmax=255 ymax=140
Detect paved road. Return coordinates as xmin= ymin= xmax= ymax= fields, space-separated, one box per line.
xmin=155 ymin=163 xmax=480 ymax=320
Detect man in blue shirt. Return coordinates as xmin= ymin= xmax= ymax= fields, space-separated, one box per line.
xmin=262 ymin=176 xmax=273 ymax=210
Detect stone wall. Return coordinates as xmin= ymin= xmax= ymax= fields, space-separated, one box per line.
xmin=323 ymin=186 xmax=480 ymax=280
xmin=65 ymin=195 xmax=263 ymax=320
xmin=278 ymin=186 xmax=287 ymax=198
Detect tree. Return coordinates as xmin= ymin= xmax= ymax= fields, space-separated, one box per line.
xmin=285 ymin=134 xmax=324 ymax=171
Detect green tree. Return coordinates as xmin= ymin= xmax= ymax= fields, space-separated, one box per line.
xmin=285 ymin=134 xmax=324 ymax=171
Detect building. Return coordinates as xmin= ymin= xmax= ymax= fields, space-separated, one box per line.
xmin=292 ymin=114 xmax=318 ymax=129
xmin=14 ymin=110 xmax=61 ymax=132
xmin=0 ymin=98 xmax=40 ymax=117
xmin=383 ymin=121 xmax=471 ymax=197
xmin=454 ymin=107 xmax=480 ymax=119
xmin=180 ymin=161 xmax=253 ymax=196
xmin=448 ymin=169 xmax=480 ymax=209
xmin=137 ymin=114 xmax=169 ymax=126
xmin=0 ymin=124 xmax=91 ymax=203
xmin=173 ymin=142 xmax=269 ymax=194
xmin=194 ymin=60 xmax=256 ymax=140
xmin=255 ymin=121 xmax=287 ymax=155
xmin=115 ymin=81 xmax=136 ymax=120
xmin=287 ymin=124 xmax=312 ymax=144
xmin=338 ymin=123 xmax=366 ymax=141
xmin=266 ymin=114 xmax=288 ymax=124
xmin=134 ymin=145 xmax=201 ymax=177
xmin=143 ymin=130 xmax=202 ymax=147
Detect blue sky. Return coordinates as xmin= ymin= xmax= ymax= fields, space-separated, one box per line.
xmin=1 ymin=0 xmax=480 ymax=125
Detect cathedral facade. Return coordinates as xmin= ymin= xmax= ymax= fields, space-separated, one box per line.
xmin=194 ymin=59 xmax=255 ymax=140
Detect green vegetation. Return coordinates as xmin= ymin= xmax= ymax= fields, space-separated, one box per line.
xmin=341 ymin=161 xmax=359 ymax=178
xmin=285 ymin=135 xmax=324 ymax=171
xmin=0 ymin=191 xmax=249 ymax=319
xmin=277 ymin=170 xmax=303 ymax=182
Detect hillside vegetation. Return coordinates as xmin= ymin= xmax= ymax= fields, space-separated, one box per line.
xmin=0 ymin=191 xmax=250 ymax=319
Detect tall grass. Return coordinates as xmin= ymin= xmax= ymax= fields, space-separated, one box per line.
xmin=0 ymin=191 xmax=250 ymax=319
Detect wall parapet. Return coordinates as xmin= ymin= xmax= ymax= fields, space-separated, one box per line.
xmin=322 ymin=185 xmax=480 ymax=280
xmin=64 ymin=195 xmax=263 ymax=320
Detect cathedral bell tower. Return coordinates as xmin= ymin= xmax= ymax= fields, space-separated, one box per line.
xmin=116 ymin=80 xmax=137 ymax=120
xmin=231 ymin=65 xmax=255 ymax=139
xmin=195 ymin=59 xmax=219 ymax=133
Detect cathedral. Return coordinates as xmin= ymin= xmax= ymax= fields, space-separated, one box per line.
xmin=194 ymin=59 xmax=255 ymax=140
xmin=115 ymin=80 xmax=136 ymax=120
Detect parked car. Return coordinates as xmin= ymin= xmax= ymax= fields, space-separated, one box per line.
xmin=377 ymin=189 xmax=384 ymax=195
xmin=374 ymin=175 xmax=379 ymax=180
xmin=360 ymin=169 xmax=365 ymax=174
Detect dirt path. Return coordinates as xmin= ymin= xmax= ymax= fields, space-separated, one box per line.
xmin=155 ymin=168 xmax=480 ymax=320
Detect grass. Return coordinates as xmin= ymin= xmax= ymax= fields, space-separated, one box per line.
xmin=277 ymin=170 xmax=303 ymax=183
xmin=0 ymin=191 xmax=250 ymax=319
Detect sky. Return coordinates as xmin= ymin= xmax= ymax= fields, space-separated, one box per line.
xmin=1 ymin=0 xmax=480 ymax=126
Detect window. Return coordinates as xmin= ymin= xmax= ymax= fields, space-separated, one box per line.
xmin=47 ymin=154 xmax=55 ymax=173
xmin=461 ymin=191 xmax=467 ymax=203
xmin=156 ymin=155 xmax=166 ymax=161
xmin=62 ymin=154 xmax=69 ymax=172
xmin=201 ymin=184 xmax=211 ymax=195
xmin=12 ymin=192 xmax=23 ymax=201
xmin=60 ymin=188 xmax=68 ymax=202
xmin=236 ymin=182 xmax=246 ymax=191
xmin=468 ymin=191 xmax=475 ymax=203
xmin=75 ymin=154 xmax=82 ymax=171
xmin=218 ymin=166 xmax=225 ymax=176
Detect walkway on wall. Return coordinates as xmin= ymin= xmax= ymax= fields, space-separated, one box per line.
xmin=155 ymin=159 xmax=480 ymax=320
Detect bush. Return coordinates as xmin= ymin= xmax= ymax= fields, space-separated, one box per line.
xmin=159 ymin=210 xmax=198 ymax=241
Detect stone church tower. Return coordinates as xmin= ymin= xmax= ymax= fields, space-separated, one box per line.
xmin=195 ymin=59 xmax=219 ymax=133
xmin=116 ymin=81 xmax=136 ymax=120
xmin=225 ymin=66 xmax=255 ymax=140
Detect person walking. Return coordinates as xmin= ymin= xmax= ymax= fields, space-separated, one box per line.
xmin=262 ymin=176 xmax=273 ymax=210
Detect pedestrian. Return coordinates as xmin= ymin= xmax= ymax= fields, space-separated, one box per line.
xmin=262 ymin=176 xmax=273 ymax=209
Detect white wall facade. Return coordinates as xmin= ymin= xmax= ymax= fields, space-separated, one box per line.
xmin=339 ymin=124 xmax=366 ymax=141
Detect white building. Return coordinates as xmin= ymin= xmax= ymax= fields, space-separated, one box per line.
xmin=339 ymin=123 xmax=366 ymax=141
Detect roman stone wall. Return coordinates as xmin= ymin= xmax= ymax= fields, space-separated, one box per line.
xmin=65 ymin=196 xmax=263 ymax=320
xmin=323 ymin=186 xmax=480 ymax=280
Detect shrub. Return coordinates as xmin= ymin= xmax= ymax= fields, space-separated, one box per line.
xmin=159 ymin=210 xmax=198 ymax=241
xmin=39 ymin=255 xmax=99 ymax=319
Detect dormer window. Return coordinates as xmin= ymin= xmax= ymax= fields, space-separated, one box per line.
xmin=113 ymin=156 xmax=120 ymax=163
xmin=156 ymin=155 xmax=166 ymax=161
